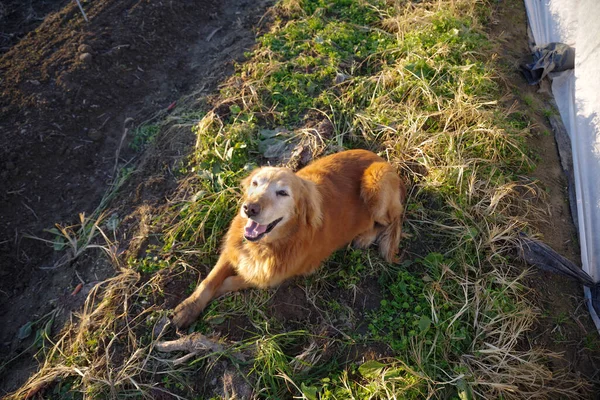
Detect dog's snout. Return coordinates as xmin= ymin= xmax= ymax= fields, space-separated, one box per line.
xmin=243 ymin=202 xmax=261 ymax=217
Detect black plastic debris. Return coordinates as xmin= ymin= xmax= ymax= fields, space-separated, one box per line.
xmin=518 ymin=232 xmax=600 ymax=320
xmin=520 ymin=43 xmax=575 ymax=85
xmin=548 ymin=115 xmax=579 ymax=231
xmin=518 ymin=232 xmax=594 ymax=286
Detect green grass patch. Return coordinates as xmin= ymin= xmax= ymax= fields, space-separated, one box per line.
xmin=130 ymin=124 xmax=160 ymax=151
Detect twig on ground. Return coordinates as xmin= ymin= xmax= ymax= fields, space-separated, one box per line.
xmin=156 ymin=332 xmax=247 ymax=365
xmin=98 ymin=116 xmax=111 ymax=130
xmin=21 ymin=201 xmax=39 ymax=221
xmin=156 ymin=332 xmax=224 ymax=352
xmin=113 ymin=119 xmax=133 ymax=177
xmin=74 ymin=0 xmax=88 ymax=22
xmin=206 ymin=27 xmax=223 ymax=42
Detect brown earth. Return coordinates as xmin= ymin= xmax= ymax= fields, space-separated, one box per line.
xmin=0 ymin=0 xmax=272 ymax=394
xmin=0 ymin=0 xmax=599 ymax=396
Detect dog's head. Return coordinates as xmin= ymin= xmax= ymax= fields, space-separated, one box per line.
xmin=240 ymin=167 xmax=322 ymax=243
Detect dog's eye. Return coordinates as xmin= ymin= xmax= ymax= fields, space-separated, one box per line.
xmin=276 ymin=190 xmax=289 ymax=197
xmin=251 ymin=180 xmax=258 ymax=187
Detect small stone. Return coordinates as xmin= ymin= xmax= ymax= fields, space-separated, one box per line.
xmin=80 ymin=53 xmax=93 ymax=64
xmin=87 ymin=129 xmax=102 ymax=140
xmin=335 ymin=73 xmax=351 ymax=84
xmin=152 ymin=315 xmax=170 ymax=338
xmin=317 ymin=119 xmax=334 ymax=138
xmin=78 ymin=44 xmax=93 ymax=53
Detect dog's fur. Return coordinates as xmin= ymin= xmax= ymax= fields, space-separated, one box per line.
xmin=173 ymin=149 xmax=406 ymax=328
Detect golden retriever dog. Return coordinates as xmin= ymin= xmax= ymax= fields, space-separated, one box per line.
xmin=173 ymin=149 xmax=406 ymax=328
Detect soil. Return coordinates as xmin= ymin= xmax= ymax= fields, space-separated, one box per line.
xmin=0 ymin=0 xmax=599 ymax=396
xmin=0 ymin=0 xmax=272 ymax=394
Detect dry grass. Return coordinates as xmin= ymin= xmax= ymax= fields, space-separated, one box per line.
xmin=6 ymin=268 xmax=180 ymax=400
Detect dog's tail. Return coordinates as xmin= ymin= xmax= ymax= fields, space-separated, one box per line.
xmin=361 ymin=162 xmax=406 ymax=263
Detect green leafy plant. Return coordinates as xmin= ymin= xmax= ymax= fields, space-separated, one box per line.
xmin=130 ymin=124 xmax=160 ymax=151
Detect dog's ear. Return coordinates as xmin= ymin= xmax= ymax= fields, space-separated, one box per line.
xmin=298 ymin=178 xmax=323 ymax=228
xmin=241 ymin=168 xmax=259 ymax=193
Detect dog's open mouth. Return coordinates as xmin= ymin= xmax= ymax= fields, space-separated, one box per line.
xmin=244 ymin=217 xmax=283 ymax=241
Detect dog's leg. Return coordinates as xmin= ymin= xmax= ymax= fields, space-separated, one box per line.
xmin=378 ymin=179 xmax=407 ymax=263
xmin=377 ymin=217 xmax=403 ymax=263
xmin=353 ymin=224 xmax=382 ymax=249
xmin=172 ymin=258 xmax=235 ymax=329
xmin=214 ymin=275 xmax=252 ymax=298
xmin=361 ymin=162 xmax=406 ymax=263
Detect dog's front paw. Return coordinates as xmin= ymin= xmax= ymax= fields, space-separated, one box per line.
xmin=172 ymin=299 xmax=201 ymax=330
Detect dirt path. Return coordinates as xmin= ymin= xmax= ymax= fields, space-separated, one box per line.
xmin=0 ymin=0 xmax=271 ymax=393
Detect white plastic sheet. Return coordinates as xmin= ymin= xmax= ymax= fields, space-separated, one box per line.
xmin=523 ymin=0 xmax=600 ymax=331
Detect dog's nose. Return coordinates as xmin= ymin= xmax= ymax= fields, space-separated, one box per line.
xmin=243 ymin=202 xmax=261 ymax=217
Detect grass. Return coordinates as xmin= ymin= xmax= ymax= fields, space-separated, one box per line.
xmin=23 ymin=212 xmax=118 ymax=269
xmin=22 ymin=166 xmax=131 ymax=269
xmin=129 ymin=124 xmax=160 ymax=152
xmin=8 ymin=0 xmax=593 ymax=399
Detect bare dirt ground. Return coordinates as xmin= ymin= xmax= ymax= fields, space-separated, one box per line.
xmin=0 ymin=0 xmax=599 ymax=396
xmin=0 ymin=0 xmax=272 ymax=393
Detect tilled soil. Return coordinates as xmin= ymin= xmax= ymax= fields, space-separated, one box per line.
xmin=0 ymin=0 xmax=271 ymax=393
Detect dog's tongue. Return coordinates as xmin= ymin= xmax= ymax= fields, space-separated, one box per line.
xmin=245 ymin=220 xmax=268 ymax=238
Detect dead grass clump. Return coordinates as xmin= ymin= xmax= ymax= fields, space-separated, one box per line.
xmin=463 ymin=346 xmax=590 ymax=399
xmin=6 ymin=268 xmax=181 ymax=399
xmin=463 ymin=268 xmax=590 ymax=398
